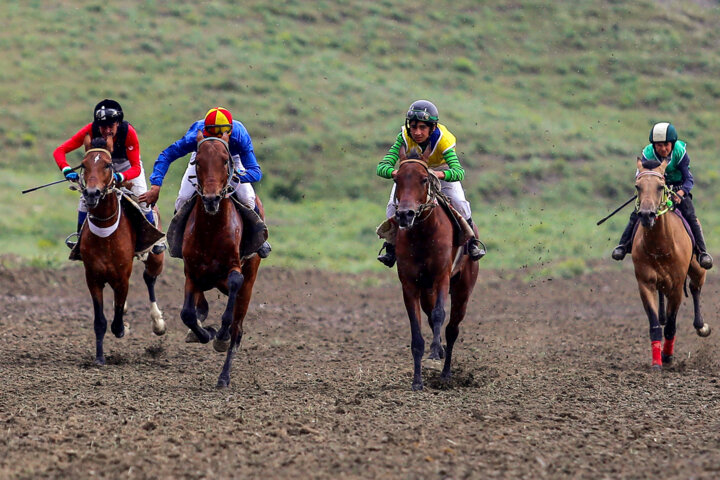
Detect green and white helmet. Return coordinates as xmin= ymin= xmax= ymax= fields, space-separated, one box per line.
xmin=649 ymin=122 xmax=678 ymax=143
xmin=406 ymin=100 xmax=439 ymax=126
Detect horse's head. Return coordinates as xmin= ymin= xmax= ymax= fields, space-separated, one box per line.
xmin=635 ymin=156 xmax=669 ymax=229
xmin=80 ymin=135 xmax=115 ymax=209
xmin=394 ymin=148 xmax=435 ymax=229
xmin=194 ymin=130 xmax=232 ymax=215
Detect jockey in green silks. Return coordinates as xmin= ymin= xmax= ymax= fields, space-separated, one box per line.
xmin=376 ymin=100 xmax=485 ymax=267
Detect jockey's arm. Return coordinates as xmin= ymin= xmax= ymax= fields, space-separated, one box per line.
xmin=119 ymin=124 xmax=142 ymax=183
xmin=377 ymin=133 xmax=403 ymax=179
xmin=441 ymin=148 xmax=465 ymax=182
xmin=53 ymin=124 xmax=92 ymax=173
xmin=232 ymin=129 xmax=262 ymax=183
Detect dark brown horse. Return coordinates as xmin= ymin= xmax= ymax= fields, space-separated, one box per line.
xmin=79 ymin=137 xmax=166 ymax=365
xmin=632 ymin=158 xmax=710 ymax=369
xmin=393 ymin=151 xmax=479 ymax=390
xmin=179 ymin=131 xmax=263 ymax=388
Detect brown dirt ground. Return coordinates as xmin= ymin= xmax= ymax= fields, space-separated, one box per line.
xmin=1 ymin=256 xmax=720 ymax=479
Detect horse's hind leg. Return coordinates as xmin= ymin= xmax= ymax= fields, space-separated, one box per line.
xmin=214 ymin=269 xmax=245 ymax=353
xmin=180 ymin=279 xmax=216 ymax=344
xmin=689 ymin=266 xmax=710 ymax=337
xmin=143 ymin=253 xmax=166 ymax=336
xmin=658 ymin=292 xmax=666 ymax=326
xmin=89 ymin=282 xmax=108 ymax=365
xmin=110 ymin=283 xmax=129 ymax=339
xmin=402 ymin=286 xmax=425 ymax=391
xmin=184 ymin=292 xmax=209 ymax=343
xmin=441 ymin=286 xmax=472 ymax=381
xmin=661 ymin=291 xmax=683 ymax=364
xmin=424 ymin=285 xmax=448 ymax=360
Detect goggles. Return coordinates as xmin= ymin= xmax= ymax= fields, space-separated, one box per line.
xmin=95 ymin=108 xmax=121 ymax=121
xmin=406 ymin=109 xmax=438 ymax=123
xmin=204 ymin=124 xmax=232 ymax=136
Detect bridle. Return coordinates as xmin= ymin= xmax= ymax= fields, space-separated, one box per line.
xmin=394 ymin=159 xmax=441 ymax=225
xmin=635 ymin=170 xmax=673 ymax=217
xmin=191 ymin=136 xmax=237 ymax=198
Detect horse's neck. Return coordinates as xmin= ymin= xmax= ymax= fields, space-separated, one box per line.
xmin=193 ymin=198 xmax=237 ymax=226
xmin=89 ymin=193 xmax=119 ymax=224
xmin=405 ymin=208 xmax=448 ymax=247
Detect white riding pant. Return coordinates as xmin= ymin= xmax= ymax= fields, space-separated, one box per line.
xmin=78 ymin=163 xmax=151 ymax=215
xmin=175 ymin=152 xmax=256 ymax=212
xmin=386 ymin=177 xmax=472 ymax=220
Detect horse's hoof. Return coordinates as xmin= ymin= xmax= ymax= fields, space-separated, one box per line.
xmin=213 ymin=337 xmax=231 ymax=353
xmin=440 ymin=371 xmax=452 ymax=383
xmin=651 ymin=364 xmax=662 ymax=372
xmin=696 ymin=324 xmax=712 ymax=337
xmin=216 ymin=378 xmax=230 ymax=389
xmin=412 ymin=381 xmax=424 ymax=391
xmin=152 ymin=322 xmax=166 ymax=336
xmin=661 ymin=353 xmax=673 ymax=364
xmin=95 ymin=357 xmax=106 ymax=366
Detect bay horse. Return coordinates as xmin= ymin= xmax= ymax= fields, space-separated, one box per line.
xmin=179 ymin=131 xmax=262 ymax=389
xmin=393 ymin=150 xmax=479 ymax=390
xmin=79 ymin=136 xmax=166 ymax=366
xmin=631 ymin=157 xmax=710 ymax=370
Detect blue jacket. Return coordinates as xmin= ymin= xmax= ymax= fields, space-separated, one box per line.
xmin=149 ymin=120 xmax=262 ymax=186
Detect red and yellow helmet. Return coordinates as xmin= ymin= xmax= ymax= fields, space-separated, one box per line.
xmin=203 ymin=107 xmax=233 ymax=137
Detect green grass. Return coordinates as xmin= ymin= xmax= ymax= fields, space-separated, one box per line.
xmin=4 ymin=0 xmax=720 ymax=274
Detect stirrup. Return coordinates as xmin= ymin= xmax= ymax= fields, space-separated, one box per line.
xmin=65 ymin=232 xmax=79 ymax=250
xmin=257 ymin=241 xmax=272 ymax=259
xmin=468 ymin=239 xmax=486 ymax=261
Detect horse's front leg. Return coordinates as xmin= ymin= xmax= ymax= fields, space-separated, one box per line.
xmin=180 ymin=278 xmax=216 ymax=344
xmin=217 ymin=257 xmax=260 ymax=388
xmin=402 ymin=286 xmax=425 ymax=391
xmin=143 ymin=252 xmax=166 ymax=336
xmin=110 ymin=282 xmax=129 ymax=339
xmin=638 ymin=283 xmax=663 ymax=369
xmin=214 ymin=269 xmax=245 ymax=353
xmin=88 ymin=282 xmax=108 ymax=365
xmin=658 ymin=292 xmax=666 ymax=326
xmin=424 ymin=283 xmax=448 ymax=360
xmin=184 ymin=292 xmax=209 ymax=343
xmin=661 ymin=290 xmax=683 ymax=364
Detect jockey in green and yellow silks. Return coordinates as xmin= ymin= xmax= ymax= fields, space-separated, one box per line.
xmin=376 ymin=100 xmax=485 ymax=267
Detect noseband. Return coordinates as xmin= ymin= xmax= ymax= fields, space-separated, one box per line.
xmin=192 ymin=137 xmax=236 ymax=198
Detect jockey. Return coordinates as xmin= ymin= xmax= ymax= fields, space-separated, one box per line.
xmin=612 ymin=122 xmax=712 ymax=269
xmin=138 ymin=106 xmax=271 ymax=258
xmin=376 ymin=100 xmax=486 ymax=267
xmin=53 ymin=99 xmax=163 ymax=253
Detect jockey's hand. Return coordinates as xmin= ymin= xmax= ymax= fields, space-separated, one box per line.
xmin=113 ymin=172 xmax=125 ymax=184
xmin=429 ymin=170 xmax=446 ymax=180
xmin=391 ymin=170 xmax=398 ymax=180
xmin=138 ymin=185 xmax=161 ymax=205
xmin=62 ymin=167 xmax=79 ymax=182
xmin=674 ymin=190 xmax=685 ymax=203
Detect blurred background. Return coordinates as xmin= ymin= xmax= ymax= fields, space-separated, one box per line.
xmin=3 ymin=0 xmax=720 ymax=277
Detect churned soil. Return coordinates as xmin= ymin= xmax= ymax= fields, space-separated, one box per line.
xmin=1 ymin=257 xmax=720 ymax=479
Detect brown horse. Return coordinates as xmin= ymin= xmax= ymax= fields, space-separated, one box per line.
xmin=632 ymin=158 xmax=710 ymax=369
xmin=78 ymin=136 xmax=166 ymax=365
xmin=179 ymin=131 xmax=263 ymax=388
xmin=393 ymin=151 xmax=479 ymax=390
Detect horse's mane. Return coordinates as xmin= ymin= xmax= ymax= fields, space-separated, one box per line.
xmin=91 ymin=137 xmax=109 ymax=150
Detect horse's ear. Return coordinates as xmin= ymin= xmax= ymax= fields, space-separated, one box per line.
xmin=636 ymin=156 xmax=644 ymax=171
xmin=196 ymin=130 xmax=204 ymax=143
xmin=658 ymin=159 xmax=668 ymax=174
xmin=398 ymin=146 xmax=407 ymax=161
xmin=83 ymin=134 xmax=92 ymax=151
xmin=105 ymin=136 xmax=114 ymax=153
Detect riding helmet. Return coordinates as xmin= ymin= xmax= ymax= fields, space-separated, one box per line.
xmin=93 ymin=99 xmax=124 ymax=125
xmin=204 ymin=107 xmax=233 ymax=136
xmin=406 ymin=100 xmax=439 ymax=125
xmin=649 ymin=122 xmax=678 ymax=144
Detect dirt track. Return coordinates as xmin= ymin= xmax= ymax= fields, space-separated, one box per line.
xmin=1 ymin=257 xmax=720 ymax=479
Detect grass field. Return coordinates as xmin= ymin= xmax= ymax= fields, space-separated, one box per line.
xmin=3 ymin=0 xmax=720 ymax=275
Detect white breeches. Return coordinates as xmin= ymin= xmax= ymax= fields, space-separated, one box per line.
xmin=386 ymin=178 xmax=472 ymax=220
xmin=78 ymin=163 xmax=151 ymax=214
xmin=175 ymin=152 xmax=256 ymax=212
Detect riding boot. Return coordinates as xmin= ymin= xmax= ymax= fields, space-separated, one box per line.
xmin=466 ymin=218 xmax=486 ymax=261
xmin=251 ymin=204 xmax=272 ymax=258
xmin=689 ymin=219 xmax=713 ymax=270
xmin=144 ymin=210 xmax=167 ymax=255
xmin=612 ymin=211 xmax=638 ymax=260
xmin=65 ymin=211 xmax=87 ymax=249
xmin=377 ymin=242 xmax=396 ymax=267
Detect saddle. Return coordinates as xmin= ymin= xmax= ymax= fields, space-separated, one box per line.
xmin=166 ymin=194 xmax=268 ymax=260
xmin=69 ymin=191 xmax=166 ymax=261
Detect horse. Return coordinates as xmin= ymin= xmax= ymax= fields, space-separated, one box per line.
xmin=179 ymin=130 xmax=263 ymax=389
xmin=78 ymin=136 xmax=166 ymax=365
xmin=631 ymin=157 xmax=710 ymax=370
xmin=393 ymin=149 xmax=479 ymax=390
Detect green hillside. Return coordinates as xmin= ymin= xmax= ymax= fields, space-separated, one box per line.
xmin=3 ymin=0 xmax=720 ymax=275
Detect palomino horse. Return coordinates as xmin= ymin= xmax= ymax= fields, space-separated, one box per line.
xmin=393 ymin=150 xmax=479 ymax=390
xmin=78 ymin=137 xmax=166 ymax=365
xmin=632 ymin=157 xmax=710 ymax=369
xmin=179 ymin=131 xmax=263 ymax=388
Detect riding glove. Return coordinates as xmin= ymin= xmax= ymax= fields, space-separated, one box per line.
xmin=62 ymin=167 xmax=79 ymax=182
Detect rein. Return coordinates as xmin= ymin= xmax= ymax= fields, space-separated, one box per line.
xmin=634 ymin=170 xmax=673 ymax=217
xmin=192 ymin=137 xmax=236 ymax=197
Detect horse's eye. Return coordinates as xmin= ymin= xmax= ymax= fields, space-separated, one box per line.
xmin=104 ymin=163 xmax=112 ymax=169
xmin=658 ymin=186 xmax=664 ymax=192
xmin=421 ymin=178 xmax=428 ymax=185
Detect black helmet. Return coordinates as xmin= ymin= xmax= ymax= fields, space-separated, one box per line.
xmin=93 ymin=99 xmax=124 ymax=126
xmin=406 ymin=100 xmax=439 ymax=125
xmin=649 ymin=122 xmax=677 ymax=143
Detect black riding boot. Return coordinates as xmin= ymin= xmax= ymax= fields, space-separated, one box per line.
xmin=377 ymin=242 xmax=396 ymax=267
xmin=688 ymin=218 xmax=713 ymax=270
xmin=466 ymin=218 xmax=486 ymax=261
xmin=612 ymin=211 xmax=638 ymax=260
